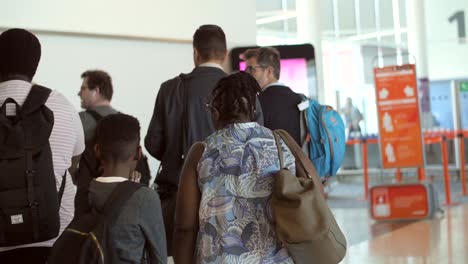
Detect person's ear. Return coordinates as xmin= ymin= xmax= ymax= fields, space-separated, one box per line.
xmin=213 ymin=109 xmax=220 ymax=122
xmin=94 ymin=144 xmax=101 ymax=161
xmin=250 ymin=107 xmax=256 ymax=121
xmin=193 ymin=48 xmax=200 ymax=65
xmin=267 ymin=66 xmax=274 ymax=76
xmin=211 ymin=108 xmax=222 ymax=129
xmin=222 ymin=50 xmax=228 ymax=61
xmin=134 ymin=146 xmax=142 ymax=161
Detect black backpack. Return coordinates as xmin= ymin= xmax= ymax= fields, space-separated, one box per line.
xmin=74 ymin=110 xmax=151 ymax=216
xmin=49 ymin=181 xmax=142 ymax=264
xmin=0 ymin=85 xmax=65 ymax=246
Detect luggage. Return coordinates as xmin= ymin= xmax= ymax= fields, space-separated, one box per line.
xmin=370 ymin=183 xmax=440 ymax=221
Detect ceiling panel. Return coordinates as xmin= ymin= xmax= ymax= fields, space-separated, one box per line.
xmin=359 ymin=0 xmax=376 ymax=31
xmin=256 ymin=0 xmax=284 ymax=13
xmin=320 ymin=0 xmax=335 ymax=32
xmin=379 ymin=0 xmax=394 ymax=30
xmin=399 ymin=0 xmax=407 ymax=27
xmin=258 ymin=17 xmax=297 ymax=33
xmin=255 ymin=0 xmax=407 ymax=45
xmin=338 ymin=0 xmax=357 ymax=33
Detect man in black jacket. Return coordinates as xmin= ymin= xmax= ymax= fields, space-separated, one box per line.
xmin=244 ymin=47 xmax=303 ymax=145
xmin=145 ymin=24 xmax=263 ymax=256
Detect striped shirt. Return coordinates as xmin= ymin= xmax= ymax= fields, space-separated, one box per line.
xmin=0 ymin=80 xmax=85 ymax=250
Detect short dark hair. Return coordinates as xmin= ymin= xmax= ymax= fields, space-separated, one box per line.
xmin=95 ymin=114 xmax=140 ymax=164
xmin=209 ymin=72 xmax=261 ymax=125
xmin=244 ymin=47 xmax=281 ymax=79
xmin=0 ymin=28 xmax=41 ymax=80
xmin=193 ymin=25 xmax=227 ymax=62
xmin=81 ymin=70 xmax=113 ymax=101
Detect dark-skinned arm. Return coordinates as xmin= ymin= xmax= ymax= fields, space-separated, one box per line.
xmin=173 ymin=142 xmax=204 ymax=264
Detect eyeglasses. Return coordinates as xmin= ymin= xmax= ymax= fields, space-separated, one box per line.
xmin=245 ymin=65 xmax=266 ymax=73
xmin=205 ymin=103 xmax=218 ymax=113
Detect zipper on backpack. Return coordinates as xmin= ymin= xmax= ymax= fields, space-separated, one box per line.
xmin=66 ymin=228 xmax=105 ymax=263
xmin=66 ymin=228 xmax=88 ymax=236
xmin=89 ymin=232 xmax=105 ymax=264
xmin=321 ymin=107 xmax=334 ymax=176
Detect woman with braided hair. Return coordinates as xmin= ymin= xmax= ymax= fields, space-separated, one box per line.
xmin=174 ymin=72 xmax=295 ymax=264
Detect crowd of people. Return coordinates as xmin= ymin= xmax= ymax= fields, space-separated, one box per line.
xmin=0 ymin=25 xmax=320 ymax=263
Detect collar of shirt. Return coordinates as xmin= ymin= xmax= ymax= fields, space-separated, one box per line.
xmin=263 ymin=81 xmax=285 ymax=92
xmin=198 ymin=62 xmax=224 ymax=71
xmin=0 ymin=79 xmax=32 ymax=91
xmin=95 ymin=176 xmax=128 ymax=183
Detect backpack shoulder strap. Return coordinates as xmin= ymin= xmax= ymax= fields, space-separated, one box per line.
xmin=101 ymin=181 xmax=143 ymax=221
xmin=86 ymin=110 xmax=104 ymax=122
xmin=21 ymin=85 xmax=52 ymax=114
xmin=178 ymin=73 xmax=194 ymax=162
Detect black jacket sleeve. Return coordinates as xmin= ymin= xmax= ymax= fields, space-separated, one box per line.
xmin=145 ymin=85 xmax=166 ymax=160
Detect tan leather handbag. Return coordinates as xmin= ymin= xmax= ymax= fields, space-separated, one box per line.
xmin=272 ymin=130 xmax=347 ymax=264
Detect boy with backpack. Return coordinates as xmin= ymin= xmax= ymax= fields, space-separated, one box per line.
xmin=49 ymin=114 xmax=167 ymax=263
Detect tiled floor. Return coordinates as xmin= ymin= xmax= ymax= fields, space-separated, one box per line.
xmin=168 ymin=179 xmax=468 ymax=264
xmin=327 ymin=177 xmax=468 ymax=264
xmin=338 ymin=203 xmax=468 ymax=264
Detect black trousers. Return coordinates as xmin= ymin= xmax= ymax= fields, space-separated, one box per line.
xmin=0 ymin=247 xmax=51 ymax=264
xmin=157 ymin=184 xmax=178 ymax=257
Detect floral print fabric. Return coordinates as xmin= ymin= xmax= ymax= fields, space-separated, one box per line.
xmin=196 ymin=122 xmax=295 ymax=264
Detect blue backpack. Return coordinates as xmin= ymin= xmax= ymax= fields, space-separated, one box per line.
xmin=302 ymin=99 xmax=346 ymax=177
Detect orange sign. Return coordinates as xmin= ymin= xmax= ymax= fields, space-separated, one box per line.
xmin=370 ymin=184 xmax=430 ymax=221
xmin=374 ymin=64 xmax=424 ymax=168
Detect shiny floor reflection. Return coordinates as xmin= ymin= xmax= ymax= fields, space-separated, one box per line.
xmin=338 ymin=203 xmax=468 ymax=264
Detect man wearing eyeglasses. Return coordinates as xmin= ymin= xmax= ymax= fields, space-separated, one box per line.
xmin=244 ymin=47 xmax=303 ymax=145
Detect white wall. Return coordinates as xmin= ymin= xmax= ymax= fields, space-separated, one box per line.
xmin=1 ymin=0 xmax=257 ymax=176
xmin=1 ymin=0 xmax=256 ymax=46
xmin=425 ymin=0 xmax=468 ymax=80
xmin=34 ymin=33 xmax=193 ymax=128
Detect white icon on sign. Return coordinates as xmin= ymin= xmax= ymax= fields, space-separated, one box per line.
xmin=374 ymin=197 xmax=390 ymax=217
xmin=383 ymin=112 xmax=394 ymax=132
xmin=378 ymin=196 xmax=384 ymax=203
xmin=385 ymin=143 xmax=396 ymax=163
xmin=404 ymin=85 xmax=415 ymax=97
xmin=379 ymin=88 xmax=389 ymax=99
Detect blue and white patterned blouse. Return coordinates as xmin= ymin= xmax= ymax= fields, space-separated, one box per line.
xmin=196 ymin=122 xmax=295 ymax=264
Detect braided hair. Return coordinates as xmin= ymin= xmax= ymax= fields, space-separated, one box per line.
xmin=209 ymin=71 xmax=261 ymax=126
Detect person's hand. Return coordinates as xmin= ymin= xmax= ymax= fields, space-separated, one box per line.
xmin=129 ymin=170 xmax=142 ymax=183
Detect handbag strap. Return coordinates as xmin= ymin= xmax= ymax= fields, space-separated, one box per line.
xmin=275 ymin=130 xmax=309 ymax=175
xmin=273 ymin=132 xmax=285 ymax=169
xmin=275 ymin=129 xmax=325 ymax=196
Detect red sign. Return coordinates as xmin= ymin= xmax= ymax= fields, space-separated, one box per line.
xmin=374 ymin=64 xmax=424 ymax=168
xmin=370 ymin=184 xmax=430 ymax=221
